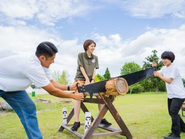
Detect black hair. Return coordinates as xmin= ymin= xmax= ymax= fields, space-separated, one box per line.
xmin=161 ymin=51 xmax=175 ymax=63
xmin=35 ymin=41 xmax=58 ymax=58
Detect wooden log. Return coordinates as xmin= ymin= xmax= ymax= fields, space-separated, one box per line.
xmin=105 ymin=78 xmax=128 ymax=96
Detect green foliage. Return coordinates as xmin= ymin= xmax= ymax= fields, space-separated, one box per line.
xmin=52 ymin=70 xmax=70 ymax=85
xmin=120 ymin=62 xmax=141 ymax=75
xmin=143 ymin=50 xmax=163 ymax=70
xmin=103 ymin=67 xmax=111 ymax=79
xmin=95 ymin=68 xmax=111 ymax=82
xmin=59 ymin=70 xmax=69 ymax=84
xmin=129 ymin=84 xmax=144 ymax=94
xmin=142 ymin=50 xmax=165 ymax=92
xmin=95 ymin=74 xmax=105 ymax=82
xmin=121 ymin=62 xmax=142 ymax=94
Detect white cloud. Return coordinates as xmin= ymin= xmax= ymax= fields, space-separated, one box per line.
xmin=36 ymin=0 xmax=91 ymax=26
xmin=1 ymin=23 xmax=185 ymax=81
xmin=1 ymin=0 xmax=185 ymax=27
xmin=123 ymin=31 xmax=164 ymax=56
xmin=0 ymin=25 xmax=58 ymax=54
xmin=105 ymin=0 xmax=185 ymax=18
xmin=93 ymin=24 xmax=185 ymax=78
xmin=0 ymin=25 xmax=82 ymax=81
xmin=0 ymin=0 xmax=38 ymax=19
xmin=0 ymin=0 xmax=94 ymax=26
xmin=54 ymin=25 xmax=185 ymax=79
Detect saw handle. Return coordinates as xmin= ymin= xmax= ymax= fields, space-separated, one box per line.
xmin=76 ymin=83 xmax=80 ymax=92
xmin=153 ymin=67 xmax=157 ymax=71
xmin=76 ymin=83 xmax=85 ymax=93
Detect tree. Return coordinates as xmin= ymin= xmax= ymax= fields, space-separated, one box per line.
xmin=143 ymin=50 xmax=163 ymax=70
xmin=120 ymin=62 xmax=143 ymax=94
xmin=129 ymin=84 xmax=144 ymax=94
xmin=95 ymin=74 xmax=105 ymax=82
xmin=142 ymin=50 xmax=165 ymax=92
xmin=121 ymin=62 xmax=141 ymax=75
xmin=103 ymin=68 xmax=111 ymax=80
xmin=52 ymin=70 xmax=70 ymax=85
xmin=95 ymin=68 xmax=111 ymax=82
xmin=58 ymin=70 xmax=69 ymax=84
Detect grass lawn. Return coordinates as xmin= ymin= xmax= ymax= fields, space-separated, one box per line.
xmin=1 ymin=92 xmax=185 ymax=139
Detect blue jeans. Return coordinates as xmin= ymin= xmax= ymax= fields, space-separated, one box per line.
xmin=0 ymin=90 xmax=43 ymax=139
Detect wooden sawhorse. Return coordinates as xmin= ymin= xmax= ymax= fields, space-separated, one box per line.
xmin=58 ymin=94 xmax=133 ymax=139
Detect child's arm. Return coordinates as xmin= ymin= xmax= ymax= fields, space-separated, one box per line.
xmin=77 ymin=54 xmax=90 ymax=85
xmin=152 ymin=61 xmax=173 ymax=84
xmin=91 ymin=68 xmax=96 ymax=83
xmin=79 ymin=66 xmax=90 ymax=85
xmin=153 ymin=71 xmax=173 ymax=84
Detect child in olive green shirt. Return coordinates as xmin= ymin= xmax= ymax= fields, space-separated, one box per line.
xmin=71 ymin=39 xmax=111 ymax=131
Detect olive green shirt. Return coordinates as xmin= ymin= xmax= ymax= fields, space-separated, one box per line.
xmin=75 ymin=52 xmax=99 ymax=81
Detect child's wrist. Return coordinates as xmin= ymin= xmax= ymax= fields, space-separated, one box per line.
xmin=85 ymin=78 xmax=89 ymax=81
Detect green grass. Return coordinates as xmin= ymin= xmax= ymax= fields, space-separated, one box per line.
xmin=0 ymin=92 xmax=185 ymax=139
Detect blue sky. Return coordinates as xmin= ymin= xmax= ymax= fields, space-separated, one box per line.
xmin=0 ymin=0 xmax=185 ymax=81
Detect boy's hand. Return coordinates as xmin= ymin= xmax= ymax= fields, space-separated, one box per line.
xmin=152 ymin=61 xmax=157 ymax=67
xmin=73 ymin=93 xmax=84 ymax=101
xmin=153 ymin=71 xmax=161 ymax=77
xmin=70 ymin=81 xmax=80 ymax=90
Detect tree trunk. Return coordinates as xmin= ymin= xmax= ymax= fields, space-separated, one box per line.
xmin=130 ymin=88 xmax=132 ymax=94
xmin=155 ymin=82 xmax=159 ymax=92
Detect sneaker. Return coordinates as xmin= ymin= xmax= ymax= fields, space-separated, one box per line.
xmin=71 ymin=122 xmax=80 ymax=131
xmin=164 ymin=133 xmax=172 ymax=138
xmin=100 ymin=118 xmax=112 ymax=127
xmin=164 ymin=133 xmax=180 ymax=139
xmin=181 ymin=127 xmax=185 ymax=132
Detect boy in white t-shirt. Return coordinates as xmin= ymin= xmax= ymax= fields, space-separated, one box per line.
xmin=153 ymin=51 xmax=185 ymax=139
xmin=0 ymin=42 xmax=84 ymax=139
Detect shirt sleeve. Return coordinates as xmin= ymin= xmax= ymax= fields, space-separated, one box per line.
xmin=169 ymin=67 xmax=180 ymax=80
xmin=95 ymin=56 xmax=99 ymax=69
xmin=24 ymin=66 xmax=50 ymax=88
xmin=43 ymin=67 xmax=52 ymax=80
xmin=77 ymin=53 xmax=83 ymax=67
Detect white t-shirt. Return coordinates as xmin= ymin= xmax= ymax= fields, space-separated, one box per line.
xmin=0 ymin=55 xmax=52 ymax=92
xmin=160 ymin=64 xmax=185 ymax=99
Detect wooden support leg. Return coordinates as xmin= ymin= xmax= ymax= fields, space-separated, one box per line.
xmin=81 ymin=102 xmax=94 ymax=122
xmin=66 ymin=108 xmax=75 ymax=123
xmin=58 ymin=108 xmax=74 ymax=132
xmin=101 ymin=95 xmax=133 ymax=139
xmin=58 ymin=96 xmax=133 ymax=139
xmin=83 ymin=104 xmax=108 ymax=139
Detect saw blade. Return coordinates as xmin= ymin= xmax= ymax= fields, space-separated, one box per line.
xmin=78 ymin=68 xmax=154 ymax=98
